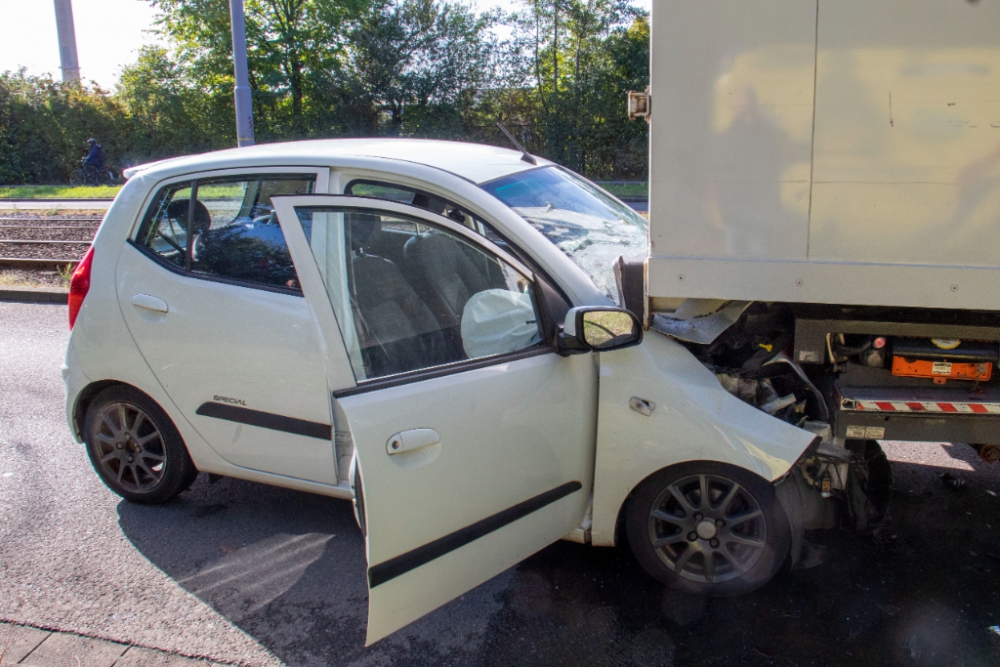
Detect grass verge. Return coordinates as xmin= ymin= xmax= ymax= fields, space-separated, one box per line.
xmin=595 ymin=181 xmax=648 ymax=199
xmin=0 ymin=268 xmax=70 ymax=289
xmin=0 ymin=185 xmax=122 ymax=199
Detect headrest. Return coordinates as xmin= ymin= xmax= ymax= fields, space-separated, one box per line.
xmin=404 ymin=231 xmax=461 ymax=274
xmin=166 ymin=199 xmax=212 ymax=233
xmin=348 ymin=212 xmax=382 ymax=251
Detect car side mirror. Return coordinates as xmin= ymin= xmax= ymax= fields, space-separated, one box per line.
xmin=558 ymin=307 xmax=643 ymax=355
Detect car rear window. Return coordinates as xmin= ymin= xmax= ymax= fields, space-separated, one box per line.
xmin=135 ymin=174 xmax=315 ymax=292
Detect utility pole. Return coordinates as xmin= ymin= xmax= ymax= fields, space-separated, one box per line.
xmin=53 ymin=0 xmax=80 ymax=83
xmin=229 ymin=0 xmax=255 ymax=147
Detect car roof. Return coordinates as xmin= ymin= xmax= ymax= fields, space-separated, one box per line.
xmin=124 ymin=138 xmax=552 ymax=185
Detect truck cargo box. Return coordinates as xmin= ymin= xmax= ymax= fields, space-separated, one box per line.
xmin=647 ymin=0 xmax=1000 ymax=311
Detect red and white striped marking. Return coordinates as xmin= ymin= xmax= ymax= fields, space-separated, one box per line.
xmin=849 ymin=400 xmax=1000 ymax=414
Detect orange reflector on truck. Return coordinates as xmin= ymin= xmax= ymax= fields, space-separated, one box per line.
xmin=891 ymin=357 xmax=992 ymax=382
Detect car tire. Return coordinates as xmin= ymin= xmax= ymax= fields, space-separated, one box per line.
xmin=626 ymin=461 xmax=790 ymax=596
xmin=83 ymin=386 xmax=199 ymax=504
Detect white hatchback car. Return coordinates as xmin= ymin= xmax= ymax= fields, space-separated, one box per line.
xmin=64 ymin=139 xmax=815 ymax=643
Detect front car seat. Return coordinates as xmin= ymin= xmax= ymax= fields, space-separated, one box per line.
xmin=346 ymin=213 xmax=452 ymax=376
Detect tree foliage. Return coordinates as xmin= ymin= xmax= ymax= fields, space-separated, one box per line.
xmin=0 ymin=71 xmax=124 ymax=183
xmin=0 ymin=0 xmax=649 ymax=184
xmin=502 ymin=0 xmax=649 ymax=177
xmin=341 ymin=0 xmax=500 ymax=133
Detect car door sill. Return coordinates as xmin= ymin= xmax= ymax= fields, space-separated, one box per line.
xmin=206 ymin=463 xmax=353 ymax=499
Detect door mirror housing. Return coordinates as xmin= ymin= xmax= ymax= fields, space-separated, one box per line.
xmin=558 ymin=307 xmax=643 ymax=355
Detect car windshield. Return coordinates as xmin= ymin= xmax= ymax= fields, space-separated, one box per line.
xmin=481 ymin=166 xmax=648 ymax=303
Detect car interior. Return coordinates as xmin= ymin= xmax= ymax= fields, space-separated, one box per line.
xmin=343 ymin=209 xmax=531 ymax=379
xmin=140 ymin=176 xmax=553 ymax=380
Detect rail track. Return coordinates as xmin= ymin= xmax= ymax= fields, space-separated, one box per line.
xmin=0 ymin=215 xmax=101 ymax=270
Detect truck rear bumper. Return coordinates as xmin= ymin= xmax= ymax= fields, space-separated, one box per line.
xmin=837 ymin=386 xmax=1000 ymax=444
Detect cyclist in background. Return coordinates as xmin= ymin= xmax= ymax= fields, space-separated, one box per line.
xmin=70 ymin=138 xmax=113 ymax=186
xmin=83 ymin=138 xmax=104 ymax=173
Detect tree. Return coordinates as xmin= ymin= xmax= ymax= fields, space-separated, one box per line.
xmin=147 ymin=0 xmax=369 ymax=137
xmin=1 ymin=1 xmax=649 ymax=183
xmin=0 ymin=71 xmax=124 ymax=183
xmin=341 ymin=0 xmax=500 ymax=134
xmin=116 ymin=46 xmax=223 ymax=161
xmin=501 ymin=1 xmax=648 ymax=176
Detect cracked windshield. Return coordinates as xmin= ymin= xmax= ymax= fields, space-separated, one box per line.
xmin=481 ymin=166 xmax=648 ymax=303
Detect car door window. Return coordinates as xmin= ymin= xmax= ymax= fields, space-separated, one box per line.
xmin=346 ymin=179 xmax=506 ymax=244
xmin=294 ymin=205 xmax=543 ymax=381
xmin=136 ymin=175 xmax=315 ymax=291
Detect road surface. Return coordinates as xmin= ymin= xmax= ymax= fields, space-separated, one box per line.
xmin=2 ymin=301 xmax=1000 ymax=667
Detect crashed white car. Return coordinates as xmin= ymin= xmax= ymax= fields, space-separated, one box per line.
xmin=64 ymin=139 xmax=816 ymax=643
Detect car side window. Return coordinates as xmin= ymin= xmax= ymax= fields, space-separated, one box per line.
xmin=346 ymin=179 xmax=506 ymax=245
xmin=137 ymin=183 xmax=194 ymax=268
xmin=295 ymin=205 xmax=543 ymax=381
xmin=136 ymin=175 xmax=315 ymax=291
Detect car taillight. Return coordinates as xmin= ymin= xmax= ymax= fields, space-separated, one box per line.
xmin=68 ymin=246 xmax=95 ymax=329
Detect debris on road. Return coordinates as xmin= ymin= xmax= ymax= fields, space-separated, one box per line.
xmin=940 ymin=472 xmax=966 ymax=490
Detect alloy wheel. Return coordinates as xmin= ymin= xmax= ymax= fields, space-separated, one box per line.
xmin=646 ymin=473 xmax=767 ymax=584
xmin=90 ymin=402 xmax=167 ymax=493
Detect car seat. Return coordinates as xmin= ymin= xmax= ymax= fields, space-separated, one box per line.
xmin=346 ymin=213 xmax=453 ymax=376
xmin=403 ymin=231 xmax=492 ymax=330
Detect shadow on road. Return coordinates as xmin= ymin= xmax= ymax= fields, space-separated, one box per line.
xmin=117 ymin=480 xmax=373 ymax=666
xmin=118 ymin=443 xmax=1000 ymax=667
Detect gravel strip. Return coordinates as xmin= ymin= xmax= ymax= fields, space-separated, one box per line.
xmin=0 ymin=213 xmax=97 ymax=261
xmin=0 ymin=244 xmax=90 ymax=260
xmin=0 ymin=212 xmax=103 ymax=221
xmin=0 ymin=228 xmax=96 ymax=241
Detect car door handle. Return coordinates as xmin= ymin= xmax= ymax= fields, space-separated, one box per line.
xmin=131 ymin=294 xmax=169 ymax=313
xmin=387 ymin=429 xmax=440 ymax=455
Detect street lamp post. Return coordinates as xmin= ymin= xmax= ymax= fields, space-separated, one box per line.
xmin=53 ymin=0 xmax=80 ymax=83
xmin=229 ymin=0 xmax=255 ymax=147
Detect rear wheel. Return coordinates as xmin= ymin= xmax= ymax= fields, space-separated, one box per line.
xmin=83 ymin=386 xmax=198 ymax=504
xmin=626 ymin=462 xmax=790 ymax=596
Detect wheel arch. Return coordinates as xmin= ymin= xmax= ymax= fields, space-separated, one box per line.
xmin=73 ymin=380 xmax=154 ymax=442
xmin=610 ymin=459 xmax=780 ymax=549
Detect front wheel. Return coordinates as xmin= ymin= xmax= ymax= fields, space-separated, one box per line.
xmin=83 ymin=386 xmax=199 ymax=504
xmin=626 ymin=462 xmax=790 ymax=596
xmin=69 ymin=169 xmax=88 ymax=187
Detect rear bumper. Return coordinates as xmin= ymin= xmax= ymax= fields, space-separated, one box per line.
xmin=837 ymin=385 xmax=1000 ymax=444
xmin=836 ymin=410 xmax=1000 ymax=445
xmin=62 ymin=339 xmax=91 ymax=443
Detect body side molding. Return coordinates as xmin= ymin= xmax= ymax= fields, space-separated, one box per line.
xmin=368 ymin=480 xmax=583 ymax=588
xmin=195 ymin=402 xmax=332 ymax=440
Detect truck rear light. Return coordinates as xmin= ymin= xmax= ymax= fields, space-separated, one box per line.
xmin=68 ymin=246 xmax=94 ymax=329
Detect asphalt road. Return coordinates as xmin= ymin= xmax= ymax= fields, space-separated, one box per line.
xmin=3 ymin=301 xmax=1000 ymax=667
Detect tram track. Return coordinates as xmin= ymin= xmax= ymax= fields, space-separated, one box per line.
xmin=0 ymin=215 xmax=100 ymax=272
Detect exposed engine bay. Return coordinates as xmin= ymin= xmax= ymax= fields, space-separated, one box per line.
xmin=653 ymin=301 xmax=893 ymax=538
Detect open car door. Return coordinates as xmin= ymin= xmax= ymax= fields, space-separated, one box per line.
xmin=272 ymin=195 xmax=597 ymax=644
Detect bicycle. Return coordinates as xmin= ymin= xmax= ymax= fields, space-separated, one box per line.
xmin=70 ymin=160 xmax=114 ymax=187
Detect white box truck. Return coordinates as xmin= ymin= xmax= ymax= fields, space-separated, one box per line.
xmin=619 ymin=0 xmax=1000 ymax=477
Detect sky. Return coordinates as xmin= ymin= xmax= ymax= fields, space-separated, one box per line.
xmin=2 ymin=0 xmax=651 ymax=90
